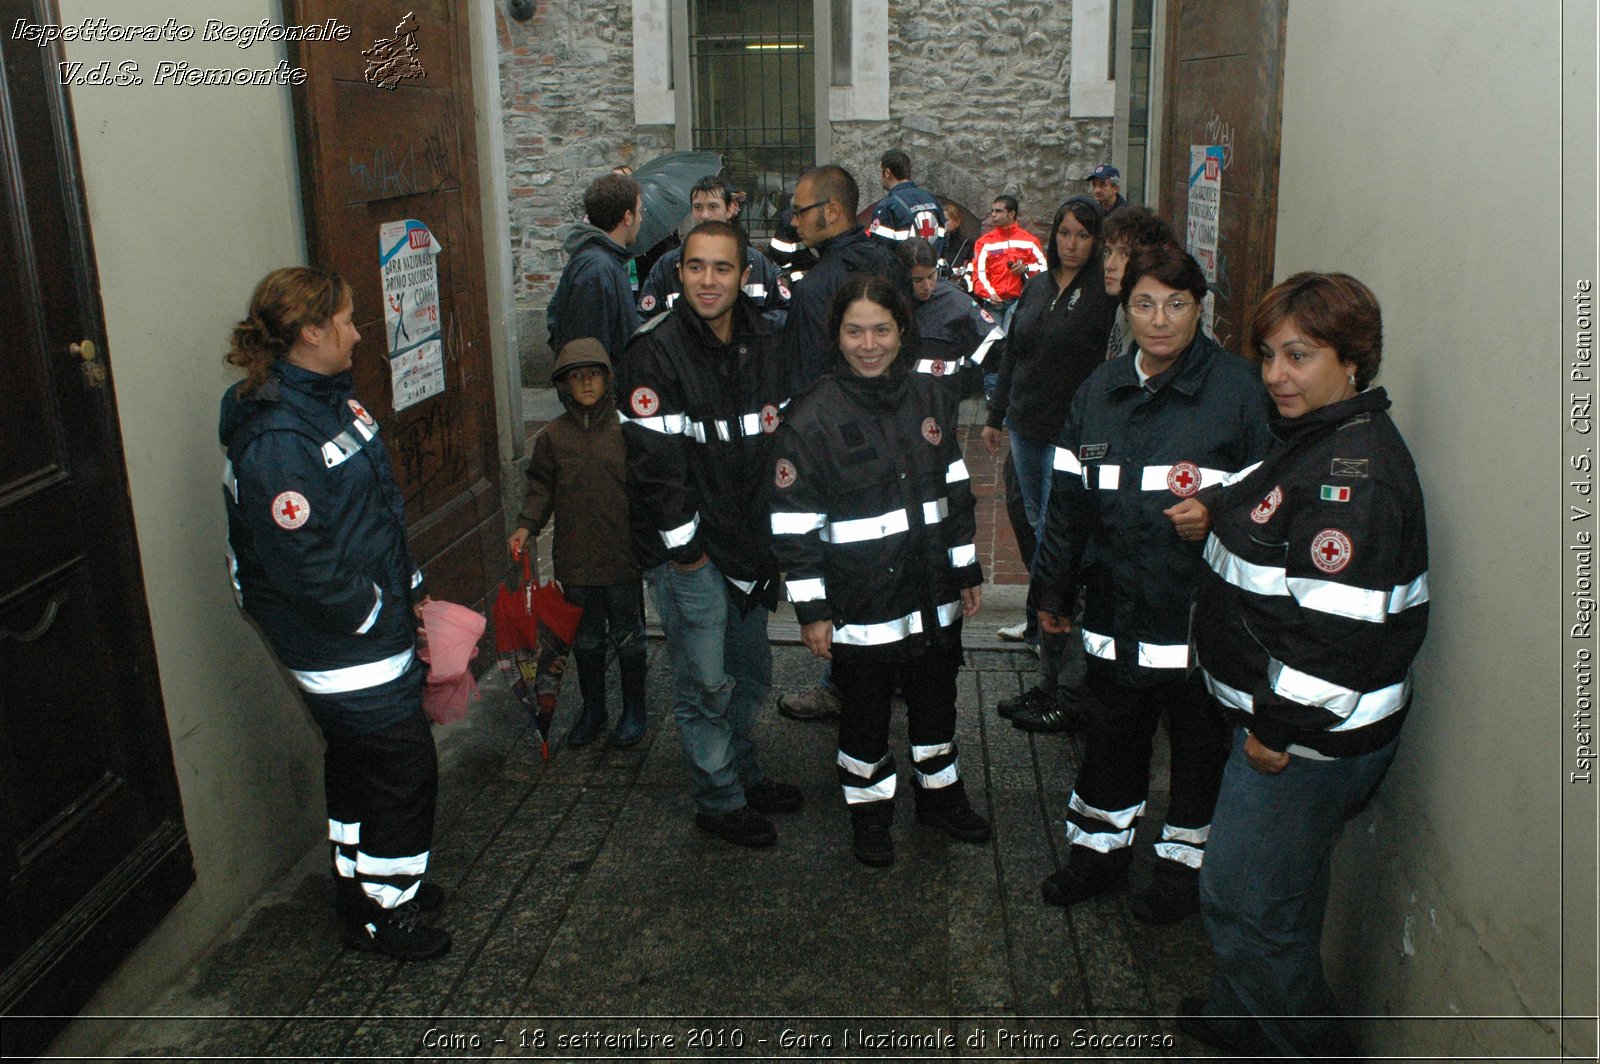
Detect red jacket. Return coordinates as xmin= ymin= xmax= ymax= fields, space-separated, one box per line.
xmin=971 ymin=222 xmax=1047 ymax=303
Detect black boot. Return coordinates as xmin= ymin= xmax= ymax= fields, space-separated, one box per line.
xmin=611 ymin=645 xmax=648 ymax=747
xmin=850 ymin=803 xmax=895 ymax=867
xmin=567 ymin=648 xmax=608 ymax=747
xmin=341 ymin=897 xmax=451 ymax=961
xmin=912 ymin=779 xmax=991 ymax=843
xmin=1040 ymin=846 xmax=1131 ymax=907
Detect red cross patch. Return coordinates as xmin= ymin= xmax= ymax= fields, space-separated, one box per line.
xmin=1166 ymin=461 xmax=1201 ymax=497
xmin=1250 ymin=485 xmax=1284 ymax=525
xmin=759 ymin=403 xmax=781 ymax=433
xmin=774 ymin=458 xmax=797 ymax=489
xmin=980 ymin=308 xmax=995 ymax=324
xmin=347 ymin=399 xmax=374 ymax=425
xmin=1311 ymin=528 xmax=1354 ymax=574
xmin=639 ymin=294 xmax=657 ymax=312
xmin=630 ymin=386 xmax=660 ymax=417
xmin=778 ymin=279 xmax=791 ymax=300
xmin=271 ymin=490 xmax=311 ymax=530
xmin=921 ymin=417 xmax=943 ymax=446
xmin=930 ymin=359 xmax=947 ymax=376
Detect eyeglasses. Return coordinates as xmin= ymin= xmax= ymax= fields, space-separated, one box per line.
xmin=1128 ymin=298 xmax=1198 ymax=319
xmin=790 ymin=201 xmax=826 ymax=218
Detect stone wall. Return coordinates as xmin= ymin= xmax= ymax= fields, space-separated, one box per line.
xmin=498 ymin=1 xmax=1114 ymax=382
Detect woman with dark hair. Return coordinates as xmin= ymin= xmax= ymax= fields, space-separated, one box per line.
xmin=220 ymin=267 xmax=449 ymax=961
xmin=1028 ymin=243 xmax=1275 ymax=923
xmin=1180 ymin=273 xmax=1429 ymax=1059
xmin=769 ymin=275 xmax=989 ymax=867
xmin=981 ymin=195 xmax=1116 ymax=724
xmin=1100 ymin=206 xmax=1179 ymax=359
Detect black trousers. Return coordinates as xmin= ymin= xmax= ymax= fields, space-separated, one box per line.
xmin=321 ymin=705 xmax=438 ymax=911
xmin=1064 ymin=665 xmax=1230 ymax=869
xmin=832 ymin=644 xmax=964 ymax=817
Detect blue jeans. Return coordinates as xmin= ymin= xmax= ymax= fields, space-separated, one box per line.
xmin=649 ymin=559 xmax=772 ymax=815
xmin=1198 ymin=726 xmax=1400 ymax=1057
xmin=1007 ymin=429 xmax=1054 ymax=546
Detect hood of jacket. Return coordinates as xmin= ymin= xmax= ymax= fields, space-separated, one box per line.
xmin=218 ymin=360 xmax=350 ymax=447
xmin=560 ymin=219 xmax=630 ymax=260
xmin=550 ymin=337 xmax=618 ymax=428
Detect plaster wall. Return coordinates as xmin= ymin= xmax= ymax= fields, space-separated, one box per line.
xmin=1273 ymin=2 xmax=1589 ymax=1057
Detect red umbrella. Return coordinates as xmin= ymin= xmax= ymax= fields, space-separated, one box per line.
xmin=493 ymin=550 xmax=583 ymax=759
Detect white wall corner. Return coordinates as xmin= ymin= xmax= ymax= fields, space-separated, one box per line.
xmin=831 ymin=0 xmax=890 ymax=122
xmin=633 ymin=0 xmax=675 ymax=126
xmin=1070 ymin=0 xmax=1115 ymax=118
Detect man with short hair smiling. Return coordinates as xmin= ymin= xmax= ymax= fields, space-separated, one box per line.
xmin=636 ymin=175 xmax=789 ymax=324
xmin=617 ymin=221 xmax=803 ymax=849
xmin=548 ymin=171 xmax=643 ymax=360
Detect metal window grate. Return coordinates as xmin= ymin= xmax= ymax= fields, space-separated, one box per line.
xmin=689 ymin=0 xmax=815 ymax=244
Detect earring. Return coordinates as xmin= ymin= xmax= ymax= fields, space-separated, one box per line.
xmin=1347 ymin=373 xmax=1356 ymax=386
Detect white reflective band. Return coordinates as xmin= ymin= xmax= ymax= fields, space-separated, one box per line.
xmin=662 ymin=292 xmax=680 ymax=308
xmin=628 ymin=412 xmax=691 ymax=435
xmin=1069 ymin=791 xmax=1145 ymax=829
xmin=935 ymin=599 xmax=962 ymax=627
xmin=1154 ymin=841 xmax=1205 ymax=869
xmin=222 ymin=458 xmax=238 ymax=502
xmin=843 ymin=777 xmax=898 ymax=804
xmin=291 ymin=648 xmax=415 ymax=695
xmin=824 ymin=508 xmax=909 ymax=544
xmin=911 ymin=741 xmax=955 ymax=760
xmin=772 ymin=510 xmax=827 ymax=536
xmin=785 ymin=576 xmax=827 ymax=602
xmin=1222 ymin=460 xmax=1263 ymax=487
xmin=224 ymin=545 xmax=243 ymax=607
xmin=1138 ymin=641 xmax=1190 ymax=669
xmin=1079 ymin=629 xmax=1188 ymax=669
xmin=922 ymin=497 xmax=949 ymax=525
xmin=970 ymin=327 xmax=1003 ymax=366
xmin=770 ymin=237 xmax=800 ymax=253
xmin=1087 ymin=465 xmax=1121 ymax=490
xmin=1269 ymin=657 xmax=1411 ymax=728
xmin=744 ymin=283 xmax=768 ymax=298
xmin=1286 ymin=577 xmax=1389 ymax=623
xmin=837 ymin=749 xmax=892 ymax=779
xmin=351 ymin=418 xmax=376 ymax=442
xmin=661 ymin=513 xmax=700 ymax=549
xmin=1053 ymin=448 xmax=1083 ymax=475
xmin=355 ymin=849 xmax=429 ymax=877
xmin=354 ymin=583 xmax=383 ymax=634
xmin=1161 ymin=823 xmax=1209 ymax=845
xmin=321 ymin=430 xmax=364 ymax=468
xmin=1065 ymin=822 xmax=1136 ymax=852
xmin=872 ymin=224 xmax=912 ymax=240
xmin=328 ymin=819 xmax=360 ymax=845
xmin=411 ymin=569 xmax=424 ymax=590
xmin=835 ymin=610 xmax=923 ymax=646
xmin=915 ymin=358 xmax=961 ymax=376
xmin=361 ymin=883 xmax=412 ymax=908
xmin=728 ymin=576 xmax=756 ymax=595
xmin=1388 ymin=572 xmax=1430 ymax=612
xmin=1082 ymin=628 xmax=1116 ymax=659
xmin=915 ymin=761 xmax=960 ymax=789
xmin=949 ymin=543 xmax=977 ymax=568
xmin=1206 ymin=665 xmax=1411 ymax=733
xmin=1139 ymin=464 xmax=1228 ymax=492
xmin=1205 ymin=537 xmax=1289 ymax=597
xmin=946 ymin=459 xmax=969 ymax=484
xmin=335 ymin=852 xmax=357 ymax=877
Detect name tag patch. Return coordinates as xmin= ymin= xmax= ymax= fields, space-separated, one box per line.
xmin=1079 ymin=443 xmax=1109 ymax=461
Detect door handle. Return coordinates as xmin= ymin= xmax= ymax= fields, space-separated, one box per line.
xmin=70 ymin=339 xmax=107 ymax=388
xmin=0 ymin=592 xmax=68 ymax=643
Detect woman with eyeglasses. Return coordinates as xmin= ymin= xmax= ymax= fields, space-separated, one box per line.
xmin=1179 ymin=273 xmax=1429 ymax=1058
xmin=1027 ymin=243 xmax=1274 ymax=923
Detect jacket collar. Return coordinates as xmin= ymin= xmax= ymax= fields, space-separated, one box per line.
xmin=1271 ymin=386 xmax=1391 ymax=443
xmin=814 ymin=225 xmax=868 ymax=258
xmin=273 ymin=359 xmax=352 ymax=404
xmin=1104 ymin=330 xmax=1223 ymax=398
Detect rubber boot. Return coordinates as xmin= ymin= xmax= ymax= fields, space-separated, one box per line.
xmin=912 ymin=779 xmax=991 ymax=842
xmin=567 ymin=648 xmax=608 ymax=747
xmin=611 ymin=645 xmax=648 ymax=747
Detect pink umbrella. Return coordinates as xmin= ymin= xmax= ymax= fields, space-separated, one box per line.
xmin=417 ymin=599 xmax=487 ymax=724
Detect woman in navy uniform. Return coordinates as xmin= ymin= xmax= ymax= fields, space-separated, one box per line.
xmin=220 ymin=267 xmax=448 ymax=961
xmin=1181 ymin=273 xmax=1429 ymax=1058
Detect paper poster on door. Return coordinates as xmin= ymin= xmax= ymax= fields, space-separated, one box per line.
xmin=1187 ymin=146 xmax=1223 ymax=335
xmin=379 ymin=219 xmax=445 ymax=410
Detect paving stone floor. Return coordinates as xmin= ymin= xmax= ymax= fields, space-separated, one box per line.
xmin=65 ymin=634 xmax=1224 ymax=1062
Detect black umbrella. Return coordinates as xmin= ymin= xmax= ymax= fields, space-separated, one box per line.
xmin=629 ymin=151 xmax=723 ymax=254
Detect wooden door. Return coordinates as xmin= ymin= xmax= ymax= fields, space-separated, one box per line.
xmin=1157 ymin=0 xmax=1287 ymax=353
xmin=287 ymin=1 xmax=503 ymax=611
xmin=0 ymin=12 xmax=193 ymax=1058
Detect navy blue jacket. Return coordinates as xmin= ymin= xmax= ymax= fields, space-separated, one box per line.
xmin=1030 ymin=332 xmax=1275 ymax=686
xmin=547 ymin=222 xmax=640 ymax=360
xmin=221 ymin=362 xmax=424 ymax=731
xmin=637 ymin=243 xmax=790 ymax=328
xmin=912 ymin=279 xmax=1004 ymax=397
xmin=778 ymin=226 xmax=912 ymax=392
xmin=868 ymin=179 xmax=947 ymax=259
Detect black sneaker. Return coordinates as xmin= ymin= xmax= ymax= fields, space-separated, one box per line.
xmin=1129 ymin=862 xmax=1201 ymax=925
xmin=1040 ymin=850 xmax=1129 ymax=907
xmin=695 ymin=805 xmax=777 ymax=848
xmin=1012 ymin=688 xmax=1089 ymax=733
xmin=915 ymin=801 xmax=992 ymax=843
xmin=342 ymin=902 xmax=452 ymax=961
xmin=744 ymin=778 xmax=804 ymax=814
xmin=851 ymin=817 xmax=895 ymax=867
xmin=996 ymin=685 xmax=1052 ymax=721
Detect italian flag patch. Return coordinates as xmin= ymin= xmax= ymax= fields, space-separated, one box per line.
xmin=1320 ymin=485 xmax=1351 ymax=502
